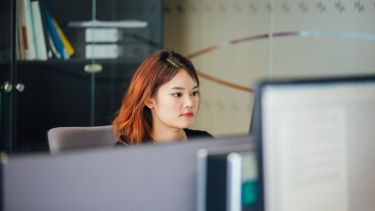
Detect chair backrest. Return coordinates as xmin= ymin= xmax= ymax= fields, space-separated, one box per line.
xmin=47 ymin=125 xmax=117 ymax=154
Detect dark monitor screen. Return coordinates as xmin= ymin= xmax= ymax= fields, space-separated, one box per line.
xmin=197 ymin=143 xmax=259 ymax=211
xmin=252 ymin=75 xmax=375 ymax=211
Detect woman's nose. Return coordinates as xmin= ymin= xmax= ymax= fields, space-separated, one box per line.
xmin=184 ymin=95 xmax=194 ymax=107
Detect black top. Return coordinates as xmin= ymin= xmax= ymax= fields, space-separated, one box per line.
xmin=114 ymin=128 xmax=213 ymax=147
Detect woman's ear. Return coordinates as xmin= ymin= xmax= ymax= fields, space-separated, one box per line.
xmin=145 ymin=99 xmax=154 ymax=109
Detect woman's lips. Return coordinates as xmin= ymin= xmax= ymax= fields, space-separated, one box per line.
xmin=181 ymin=112 xmax=193 ymax=117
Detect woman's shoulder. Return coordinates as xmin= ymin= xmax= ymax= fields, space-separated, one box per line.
xmin=115 ymin=130 xmax=214 ymax=146
xmin=184 ymin=128 xmax=214 ymax=139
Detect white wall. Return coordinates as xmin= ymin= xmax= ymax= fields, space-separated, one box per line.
xmin=164 ymin=0 xmax=375 ymax=136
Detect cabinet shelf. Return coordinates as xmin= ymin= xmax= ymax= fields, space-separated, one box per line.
xmin=18 ymin=59 xmax=142 ymax=66
xmin=1 ymin=59 xmax=143 ymax=67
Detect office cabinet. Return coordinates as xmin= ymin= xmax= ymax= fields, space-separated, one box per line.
xmin=0 ymin=0 xmax=163 ymax=152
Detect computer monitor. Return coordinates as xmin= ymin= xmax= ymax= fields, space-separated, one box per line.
xmin=252 ymin=75 xmax=375 ymax=211
xmin=197 ymin=143 xmax=258 ymax=211
xmin=1 ymin=135 xmax=253 ymax=211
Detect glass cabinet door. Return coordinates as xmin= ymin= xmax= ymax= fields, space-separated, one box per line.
xmin=0 ymin=0 xmax=163 ymax=153
xmin=0 ymin=0 xmax=15 ymax=152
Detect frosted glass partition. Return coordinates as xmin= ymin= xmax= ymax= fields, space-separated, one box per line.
xmin=164 ymin=0 xmax=375 ymax=136
xmin=269 ymin=0 xmax=375 ymax=78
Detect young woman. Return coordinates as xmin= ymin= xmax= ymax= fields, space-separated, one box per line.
xmin=113 ymin=49 xmax=213 ymax=146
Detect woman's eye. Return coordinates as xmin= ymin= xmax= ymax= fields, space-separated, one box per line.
xmin=172 ymin=93 xmax=182 ymax=97
xmin=191 ymin=91 xmax=200 ymax=96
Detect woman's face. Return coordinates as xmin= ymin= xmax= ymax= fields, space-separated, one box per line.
xmin=147 ymin=69 xmax=199 ymax=131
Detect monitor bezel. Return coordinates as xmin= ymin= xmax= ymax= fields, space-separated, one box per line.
xmin=252 ymin=74 xmax=375 ymax=211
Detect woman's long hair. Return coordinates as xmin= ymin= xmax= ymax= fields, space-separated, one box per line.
xmin=112 ymin=50 xmax=200 ymax=144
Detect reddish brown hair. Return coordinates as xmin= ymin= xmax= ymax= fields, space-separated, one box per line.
xmin=112 ymin=50 xmax=199 ymax=144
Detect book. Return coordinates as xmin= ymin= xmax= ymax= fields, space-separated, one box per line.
xmin=47 ymin=35 xmax=61 ymax=59
xmin=31 ymin=0 xmax=48 ymax=60
xmin=52 ymin=19 xmax=74 ymax=58
xmin=21 ymin=0 xmax=37 ymax=60
xmin=16 ymin=0 xmax=26 ymax=60
xmin=38 ymin=2 xmax=54 ymax=59
xmin=42 ymin=5 xmax=65 ymax=59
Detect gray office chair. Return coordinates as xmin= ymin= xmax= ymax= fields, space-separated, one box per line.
xmin=47 ymin=125 xmax=117 ymax=154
